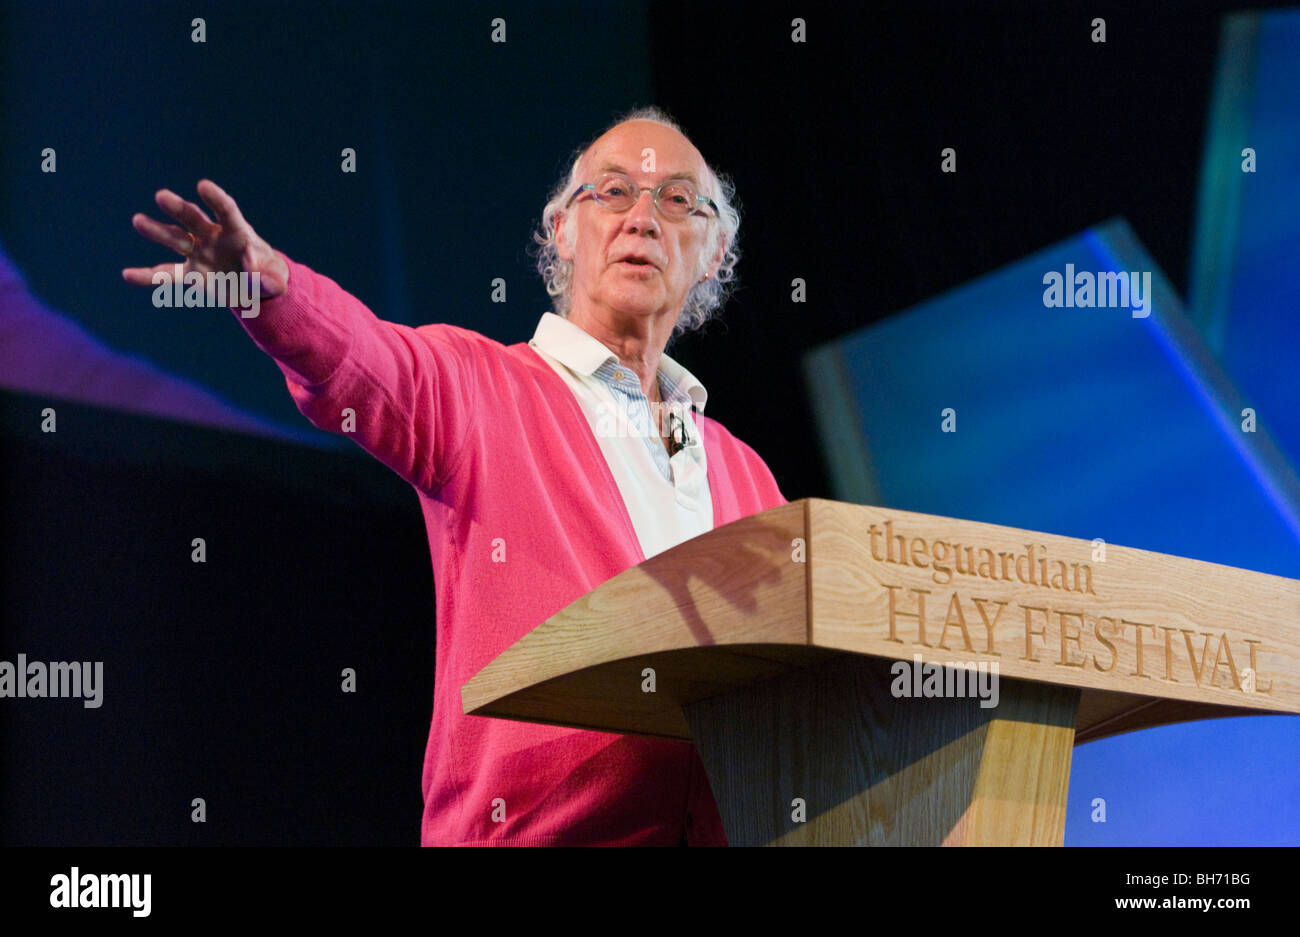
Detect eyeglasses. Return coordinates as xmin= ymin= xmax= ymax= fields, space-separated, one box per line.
xmin=565 ymin=172 xmax=718 ymax=220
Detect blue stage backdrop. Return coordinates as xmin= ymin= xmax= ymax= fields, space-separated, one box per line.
xmin=1190 ymin=10 xmax=1300 ymax=486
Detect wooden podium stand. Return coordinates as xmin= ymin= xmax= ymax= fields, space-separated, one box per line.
xmin=463 ymin=499 xmax=1300 ymax=845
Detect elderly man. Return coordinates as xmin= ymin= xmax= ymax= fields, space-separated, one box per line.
xmin=123 ymin=107 xmax=786 ymax=846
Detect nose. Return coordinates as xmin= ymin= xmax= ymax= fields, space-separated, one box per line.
xmin=622 ymin=189 xmax=660 ymax=237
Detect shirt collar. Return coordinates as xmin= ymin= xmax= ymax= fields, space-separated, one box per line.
xmin=529 ymin=312 xmax=708 ymax=412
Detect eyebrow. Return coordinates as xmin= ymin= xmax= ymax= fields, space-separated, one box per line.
xmin=597 ymin=162 xmax=703 ymax=189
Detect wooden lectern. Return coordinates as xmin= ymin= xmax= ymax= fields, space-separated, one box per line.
xmin=463 ymin=499 xmax=1300 ymax=845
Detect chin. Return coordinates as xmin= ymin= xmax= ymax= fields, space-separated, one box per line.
xmin=605 ymin=291 xmax=665 ymax=318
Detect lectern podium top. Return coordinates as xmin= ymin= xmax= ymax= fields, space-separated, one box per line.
xmin=463 ymin=499 xmax=1300 ymax=744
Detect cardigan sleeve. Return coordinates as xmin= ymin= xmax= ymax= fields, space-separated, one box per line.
xmin=229 ymin=251 xmax=476 ymax=493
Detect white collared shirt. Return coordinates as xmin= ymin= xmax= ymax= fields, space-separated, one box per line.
xmin=528 ymin=312 xmax=714 ymax=560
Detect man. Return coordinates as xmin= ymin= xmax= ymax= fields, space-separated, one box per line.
xmin=123 ymin=107 xmax=786 ymax=845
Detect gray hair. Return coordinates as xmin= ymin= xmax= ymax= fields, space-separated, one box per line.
xmin=532 ymin=106 xmax=741 ymax=339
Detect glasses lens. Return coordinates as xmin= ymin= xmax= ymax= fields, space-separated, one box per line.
xmin=594 ymin=174 xmax=636 ymax=210
xmin=656 ymin=180 xmax=698 ymax=216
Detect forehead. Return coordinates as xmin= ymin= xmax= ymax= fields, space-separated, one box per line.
xmin=580 ymin=120 xmax=709 ymax=183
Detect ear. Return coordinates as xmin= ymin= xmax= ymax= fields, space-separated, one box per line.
xmin=702 ymin=230 xmax=727 ymax=280
xmin=555 ymin=210 xmax=575 ymax=262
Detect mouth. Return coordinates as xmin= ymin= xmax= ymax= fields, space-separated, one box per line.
xmin=615 ymin=258 xmax=658 ymax=272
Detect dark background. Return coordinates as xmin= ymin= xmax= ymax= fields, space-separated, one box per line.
xmin=1 ymin=0 xmax=1286 ymax=844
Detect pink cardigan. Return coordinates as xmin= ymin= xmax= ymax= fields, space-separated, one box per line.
xmin=237 ymin=254 xmax=788 ymax=845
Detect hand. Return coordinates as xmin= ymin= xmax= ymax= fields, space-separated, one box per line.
xmin=121 ymin=179 xmax=289 ymax=299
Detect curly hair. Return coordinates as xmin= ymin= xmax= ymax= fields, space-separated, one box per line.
xmin=531 ymin=106 xmax=741 ymax=339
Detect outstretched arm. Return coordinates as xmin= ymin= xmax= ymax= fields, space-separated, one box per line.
xmin=123 ymin=180 xmax=473 ymax=492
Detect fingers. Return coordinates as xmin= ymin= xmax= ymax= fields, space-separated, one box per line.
xmin=131 ymin=212 xmax=196 ymax=256
xmin=124 ymin=181 xmax=260 ymax=294
xmin=195 ymin=179 xmax=248 ymax=231
xmin=153 ymin=188 xmax=220 ymax=239
xmin=120 ymin=261 xmax=186 ymax=288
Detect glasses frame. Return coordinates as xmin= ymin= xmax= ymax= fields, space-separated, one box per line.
xmin=565 ymin=172 xmax=719 ymax=221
